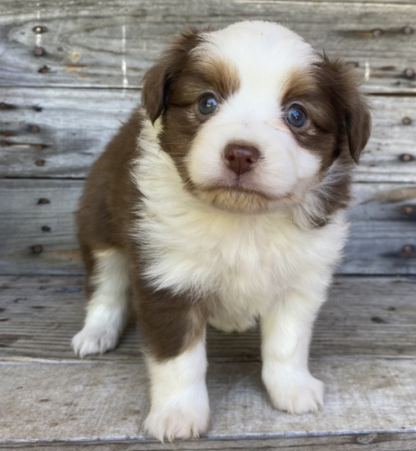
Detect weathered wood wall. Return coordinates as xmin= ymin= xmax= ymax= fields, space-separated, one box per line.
xmin=0 ymin=0 xmax=415 ymax=276
xmin=1 ymin=180 xmax=416 ymax=274
xmin=1 ymin=0 xmax=416 ymax=93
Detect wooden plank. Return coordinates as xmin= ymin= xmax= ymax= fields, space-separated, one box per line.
xmin=0 ymin=88 xmax=138 ymax=179
xmin=2 ymin=433 xmax=416 ymax=451
xmin=1 ymin=180 xmax=415 ymax=275
xmin=0 ymin=0 xmax=415 ymax=93
xmin=1 ymin=357 xmax=416 ymax=442
xmin=1 ymin=89 xmax=415 ymax=182
xmin=1 ymin=275 xmax=415 ymax=361
xmin=0 ymin=179 xmax=82 ymax=275
xmin=343 ymin=183 xmax=416 ymax=274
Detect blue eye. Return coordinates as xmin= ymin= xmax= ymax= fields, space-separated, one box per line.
xmin=285 ymin=106 xmax=307 ymax=127
xmin=198 ymin=96 xmax=218 ymax=115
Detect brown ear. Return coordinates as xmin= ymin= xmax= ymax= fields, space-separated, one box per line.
xmin=141 ymin=28 xmax=201 ymax=124
xmin=345 ymin=94 xmax=371 ymax=164
xmin=319 ymin=56 xmax=371 ymax=163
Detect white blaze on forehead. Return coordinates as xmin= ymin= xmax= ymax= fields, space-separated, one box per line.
xmin=196 ymin=21 xmax=319 ymax=99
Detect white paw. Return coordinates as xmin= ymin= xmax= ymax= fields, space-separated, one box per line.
xmin=144 ymin=388 xmax=210 ymax=442
xmin=71 ymin=325 xmax=119 ymax=358
xmin=263 ymin=365 xmax=324 ymax=414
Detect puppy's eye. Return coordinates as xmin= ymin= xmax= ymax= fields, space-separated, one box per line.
xmin=198 ymin=96 xmax=218 ymax=115
xmin=285 ymin=106 xmax=307 ymax=127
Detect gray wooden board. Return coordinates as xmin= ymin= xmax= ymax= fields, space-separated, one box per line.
xmin=0 ymin=179 xmax=82 ymax=275
xmin=0 ymin=357 xmax=416 ymax=443
xmin=0 ymin=0 xmax=416 ymax=93
xmin=1 ymin=180 xmax=416 ymax=275
xmin=1 ymin=89 xmax=416 ymax=182
xmin=2 ymin=433 xmax=416 ymax=451
xmin=1 ymin=275 xmax=416 ymax=447
xmin=0 ymin=275 xmax=415 ymax=361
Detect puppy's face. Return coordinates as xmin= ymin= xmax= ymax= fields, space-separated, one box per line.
xmin=142 ymin=21 xmax=370 ymax=214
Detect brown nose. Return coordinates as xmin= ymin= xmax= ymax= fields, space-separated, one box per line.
xmin=224 ymin=143 xmax=260 ymax=176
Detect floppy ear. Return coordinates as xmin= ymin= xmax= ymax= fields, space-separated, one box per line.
xmin=319 ymin=56 xmax=371 ymax=163
xmin=345 ymin=99 xmax=371 ymax=164
xmin=141 ymin=28 xmax=201 ymax=124
xmin=342 ymin=73 xmax=371 ymax=164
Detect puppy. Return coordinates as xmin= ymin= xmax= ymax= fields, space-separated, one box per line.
xmin=72 ymin=21 xmax=371 ymax=441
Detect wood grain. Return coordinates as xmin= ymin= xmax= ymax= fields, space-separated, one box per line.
xmin=1 ymin=358 xmax=416 ymax=443
xmin=0 ymin=275 xmax=415 ymax=361
xmin=0 ymin=0 xmax=415 ymax=93
xmin=1 ymin=180 xmax=415 ymax=275
xmin=2 ymin=434 xmax=416 ymax=451
xmin=0 ymin=179 xmax=82 ymax=275
xmin=1 ymin=89 xmax=415 ymax=182
xmin=0 ymin=88 xmax=138 ymax=179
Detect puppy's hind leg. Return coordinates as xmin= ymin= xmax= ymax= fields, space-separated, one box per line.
xmin=72 ymin=247 xmax=130 ymax=358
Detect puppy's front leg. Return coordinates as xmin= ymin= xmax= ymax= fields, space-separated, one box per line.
xmin=261 ymin=282 xmax=328 ymax=414
xmin=136 ymin=287 xmax=209 ymax=442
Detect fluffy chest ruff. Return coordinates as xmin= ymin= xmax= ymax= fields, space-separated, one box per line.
xmin=133 ymin=118 xmax=348 ymax=332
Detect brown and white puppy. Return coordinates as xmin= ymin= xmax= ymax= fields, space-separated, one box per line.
xmin=72 ymin=21 xmax=371 ymax=441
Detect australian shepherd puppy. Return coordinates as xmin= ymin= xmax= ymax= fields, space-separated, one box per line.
xmin=72 ymin=21 xmax=371 ymax=441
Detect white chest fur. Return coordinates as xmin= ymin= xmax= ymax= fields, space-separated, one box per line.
xmin=132 ymin=120 xmax=348 ymax=331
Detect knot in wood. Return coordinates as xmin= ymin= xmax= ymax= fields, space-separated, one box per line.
xmin=31 ymin=245 xmax=43 ymax=254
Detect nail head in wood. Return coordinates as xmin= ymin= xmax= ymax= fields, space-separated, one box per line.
xmin=401 ymin=205 xmax=414 ymax=215
xmin=403 ymin=26 xmax=413 ymax=35
xmin=35 ymin=159 xmax=45 ymax=167
xmin=400 ymin=154 xmax=414 ymax=162
xmin=404 ymin=68 xmax=415 ymax=79
xmin=30 ymin=125 xmax=40 ymax=134
xmin=31 ymin=245 xmax=43 ymax=254
xmin=371 ymin=316 xmax=386 ymax=324
xmin=37 ymin=198 xmax=50 ymax=204
xmin=0 ymin=102 xmax=15 ymax=110
xmin=402 ymin=244 xmax=415 ymax=255
xmin=33 ymin=26 xmax=48 ymax=34
xmin=372 ymin=28 xmax=382 ymax=37
xmin=402 ymin=117 xmax=412 ymax=125
xmin=34 ymin=47 xmax=45 ymax=57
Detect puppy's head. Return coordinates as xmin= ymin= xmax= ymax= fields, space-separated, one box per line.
xmin=142 ymin=21 xmax=371 ymax=214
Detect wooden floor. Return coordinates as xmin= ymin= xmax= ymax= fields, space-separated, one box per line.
xmin=1 ymin=275 xmax=416 ymax=449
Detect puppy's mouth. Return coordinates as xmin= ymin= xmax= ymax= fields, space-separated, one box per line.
xmin=195 ymin=182 xmax=291 ymax=214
